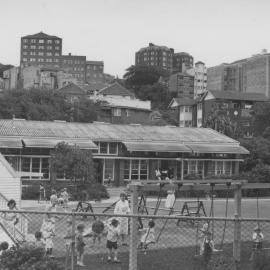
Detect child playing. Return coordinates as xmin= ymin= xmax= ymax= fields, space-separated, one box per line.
xmin=40 ymin=214 xmax=55 ymax=256
xmin=105 ymin=218 xmax=121 ymax=263
xmin=76 ymin=224 xmax=86 ymax=267
xmin=138 ymin=220 xmax=156 ymax=252
xmin=34 ymin=231 xmax=45 ymax=249
xmin=201 ymin=231 xmax=220 ymax=266
xmin=250 ymin=225 xmax=264 ymax=261
xmin=165 ymin=179 xmax=175 ymax=209
xmin=0 ymin=241 xmax=9 ymax=255
xmin=60 ymin=188 xmax=69 ymax=210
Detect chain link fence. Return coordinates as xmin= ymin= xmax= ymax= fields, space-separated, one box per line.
xmin=0 ymin=209 xmax=270 ymax=270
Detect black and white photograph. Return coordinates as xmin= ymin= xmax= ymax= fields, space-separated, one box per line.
xmin=0 ymin=0 xmax=270 ymax=269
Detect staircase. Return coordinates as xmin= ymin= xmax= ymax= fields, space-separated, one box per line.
xmin=0 ymin=192 xmax=28 ymax=245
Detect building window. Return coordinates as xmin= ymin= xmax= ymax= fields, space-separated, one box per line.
xmin=126 ymin=109 xmax=130 ymax=117
xmin=184 ymin=120 xmax=192 ymax=127
xmin=113 ymin=108 xmax=121 ymax=117
xmin=197 ymin=103 xmax=202 ymax=110
xmin=47 ymin=40 xmax=52 ymax=44
xmin=47 ymin=46 xmax=52 ymax=50
xmin=30 ymin=45 xmax=36 ymax=49
xmin=55 ymin=40 xmax=60 ymax=44
xmin=38 ymin=58 xmax=44 ymax=62
xmin=23 ymin=58 xmax=27 ymax=62
xmin=39 ymin=39 xmax=44 ymax=43
xmin=31 ymin=39 xmax=36 ymax=43
xmin=30 ymin=51 xmax=36 ymax=55
xmin=55 ymin=53 xmax=60 ymax=56
xmin=38 ymin=52 xmax=44 ymax=56
xmin=38 ymin=46 xmax=44 ymax=50
xmin=46 ymin=52 xmax=52 ymax=56
xmin=46 ymin=58 xmax=52 ymax=62
xmin=97 ymin=142 xmax=118 ymax=155
xmin=23 ymin=45 xmax=28 ymax=49
xmin=23 ymin=52 xmax=28 ymax=55
xmin=30 ymin=58 xmax=35 ymax=62
xmin=179 ymin=120 xmax=184 ymax=127
xmin=103 ymin=159 xmax=114 ymax=181
xmin=124 ymin=160 xmax=148 ymax=181
xmin=54 ymin=59 xmax=59 ymax=62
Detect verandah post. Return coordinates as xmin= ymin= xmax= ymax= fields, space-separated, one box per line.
xmin=129 ymin=183 xmax=139 ymax=270
xmin=233 ymin=184 xmax=242 ymax=269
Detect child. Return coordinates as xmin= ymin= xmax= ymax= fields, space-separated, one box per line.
xmin=114 ymin=192 xmax=130 ymax=246
xmin=138 ymin=220 xmax=156 ymax=252
xmin=35 ymin=231 xmax=45 ymax=249
xmin=250 ymin=225 xmax=264 ymax=261
xmin=105 ymin=218 xmax=121 ymax=263
xmin=40 ymin=214 xmax=55 ymax=256
xmin=50 ymin=190 xmax=58 ymax=206
xmin=76 ymin=224 xmax=86 ymax=267
xmin=199 ymin=222 xmax=209 ymax=255
xmin=92 ymin=220 xmax=105 ymax=245
xmin=201 ymin=231 xmax=220 ymax=266
xmin=60 ymin=188 xmax=69 ymax=210
xmin=165 ymin=179 xmax=175 ymax=209
xmin=0 ymin=241 xmax=9 ymax=255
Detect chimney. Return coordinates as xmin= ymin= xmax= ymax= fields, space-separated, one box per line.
xmin=68 ymin=53 xmax=71 ymax=56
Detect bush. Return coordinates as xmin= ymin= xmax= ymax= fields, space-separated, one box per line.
xmin=21 ymin=185 xmax=40 ymax=200
xmin=0 ymin=245 xmax=64 ymax=270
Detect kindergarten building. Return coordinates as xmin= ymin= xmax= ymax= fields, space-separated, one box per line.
xmin=0 ymin=119 xmax=248 ymax=188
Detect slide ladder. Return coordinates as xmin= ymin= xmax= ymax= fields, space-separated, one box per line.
xmin=0 ymin=192 xmax=28 ymax=245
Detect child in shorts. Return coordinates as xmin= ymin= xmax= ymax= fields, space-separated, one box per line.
xmin=250 ymin=225 xmax=264 ymax=261
xmin=105 ymin=218 xmax=120 ymax=263
xmin=35 ymin=231 xmax=45 ymax=249
xmin=76 ymin=224 xmax=86 ymax=267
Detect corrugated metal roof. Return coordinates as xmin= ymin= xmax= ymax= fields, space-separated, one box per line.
xmin=0 ymin=119 xmax=240 ymax=146
xmin=187 ymin=144 xmax=249 ymax=154
xmin=123 ymin=141 xmax=191 ymax=152
xmin=22 ymin=138 xmax=97 ymax=149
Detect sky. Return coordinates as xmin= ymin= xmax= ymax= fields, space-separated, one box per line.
xmin=0 ymin=0 xmax=270 ymax=77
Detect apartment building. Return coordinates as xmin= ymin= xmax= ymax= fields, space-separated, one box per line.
xmin=61 ymin=53 xmax=86 ymax=83
xmin=173 ymin=52 xmax=193 ymax=73
xmin=20 ymin=32 xmax=62 ymax=68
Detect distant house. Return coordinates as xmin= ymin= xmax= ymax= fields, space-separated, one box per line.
xmin=90 ymin=82 xmax=152 ymax=125
xmin=169 ymin=90 xmax=268 ymax=136
xmin=58 ymin=82 xmax=87 ymax=102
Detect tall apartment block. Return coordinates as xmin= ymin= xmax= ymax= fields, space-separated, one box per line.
xmin=207 ymin=50 xmax=270 ymax=98
xmin=61 ymin=53 xmax=86 ymax=82
xmin=20 ymin=32 xmax=62 ymax=68
xmin=186 ymin=61 xmax=207 ymax=97
xmin=85 ymin=61 xmax=104 ymax=83
xmin=135 ymin=43 xmax=174 ymax=73
xmin=173 ymin=52 xmax=193 ymax=73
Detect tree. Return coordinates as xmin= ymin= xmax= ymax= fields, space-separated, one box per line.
xmin=203 ymin=102 xmax=242 ymax=139
xmin=0 ymin=88 xmax=101 ymax=123
xmin=252 ymin=102 xmax=270 ymax=136
xmin=123 ymin=65 xmax=170 ymax=87
xmin=50 ymin=142 xmax=95 ymax=182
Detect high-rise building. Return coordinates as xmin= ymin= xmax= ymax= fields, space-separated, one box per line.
xmin=85 ymin=61 xmax=104 ymax=83
xmin=186 ymin=61 xmax=207 ymax=97
xmin=135 ymin=43 xmax=174 ymax=72
xmin=61 ymin=53 xmax=86 ymax=83
xmin=20 ymin=32 xmax=62 ymax=68
xmin=168 ymin=72 xmax=194 ymax=99
xmin=207 ymin=50 xmax=270 ymax=98
xmin=173 ymin=52 xmax=193 ymax=73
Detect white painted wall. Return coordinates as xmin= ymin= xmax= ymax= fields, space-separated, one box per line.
xmin=0 ymin=154 xmax=21 ymax=208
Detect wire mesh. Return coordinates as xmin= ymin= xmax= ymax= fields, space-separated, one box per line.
xmin=1 ymin=208 xmax=270 ymax=270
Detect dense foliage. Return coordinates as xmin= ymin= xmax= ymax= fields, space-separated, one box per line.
xmin=0 ymin=245 xmax=64 ymax=270
xmin=0 ymin=88 xmax=100 ymax=122
xmin=51 ymin=142 xmax=95 ymax=182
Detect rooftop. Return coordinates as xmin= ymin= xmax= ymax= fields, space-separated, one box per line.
xmin=206 ymin=90 xmax=268 ymax=102
xmin=99 ymin=82 xmax=135 ymax=97
xmin=58 ymin=83 xmax=86 ymax=95
xmin=22 ymin=32 xmax=61 ymax=39
xmin=0 ymin=119 xmax=239 ymax=145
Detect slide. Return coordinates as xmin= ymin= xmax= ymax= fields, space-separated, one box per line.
xmin=0 ymin=223 xmax=16 ymax=248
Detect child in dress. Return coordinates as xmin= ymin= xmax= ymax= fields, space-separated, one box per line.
xmin=250 ymin=225 xmax=264 ymax=261
xmin=60 ymin=188 xmax=69 ymax=210
xmin=40 ymin=214 xmax=55 ymax=256
xmin=138 ymin=220 xmax=156 ymax=252
xmin=201 ymin=231 xmax=220 ymax=266
xmin=114 ymin=193 xmax=130 ymax=246
xmin=35 ymin=231 xmax=45 ymax=249
xmin=76 ymin=224 xmax=86 ymax=267
xmin=105 ymin=218 xmax=121 ymax=263
xmin=165 ymin=179 xmax=175 ymax=209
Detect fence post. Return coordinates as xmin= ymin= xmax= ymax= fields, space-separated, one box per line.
xmin=71 ymin=210 xmax=76 ymax=270
xmin=233 ymin=184 xmax=242 ymax=269
xmin=129 ymin=183 xmax=139 ymax=270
